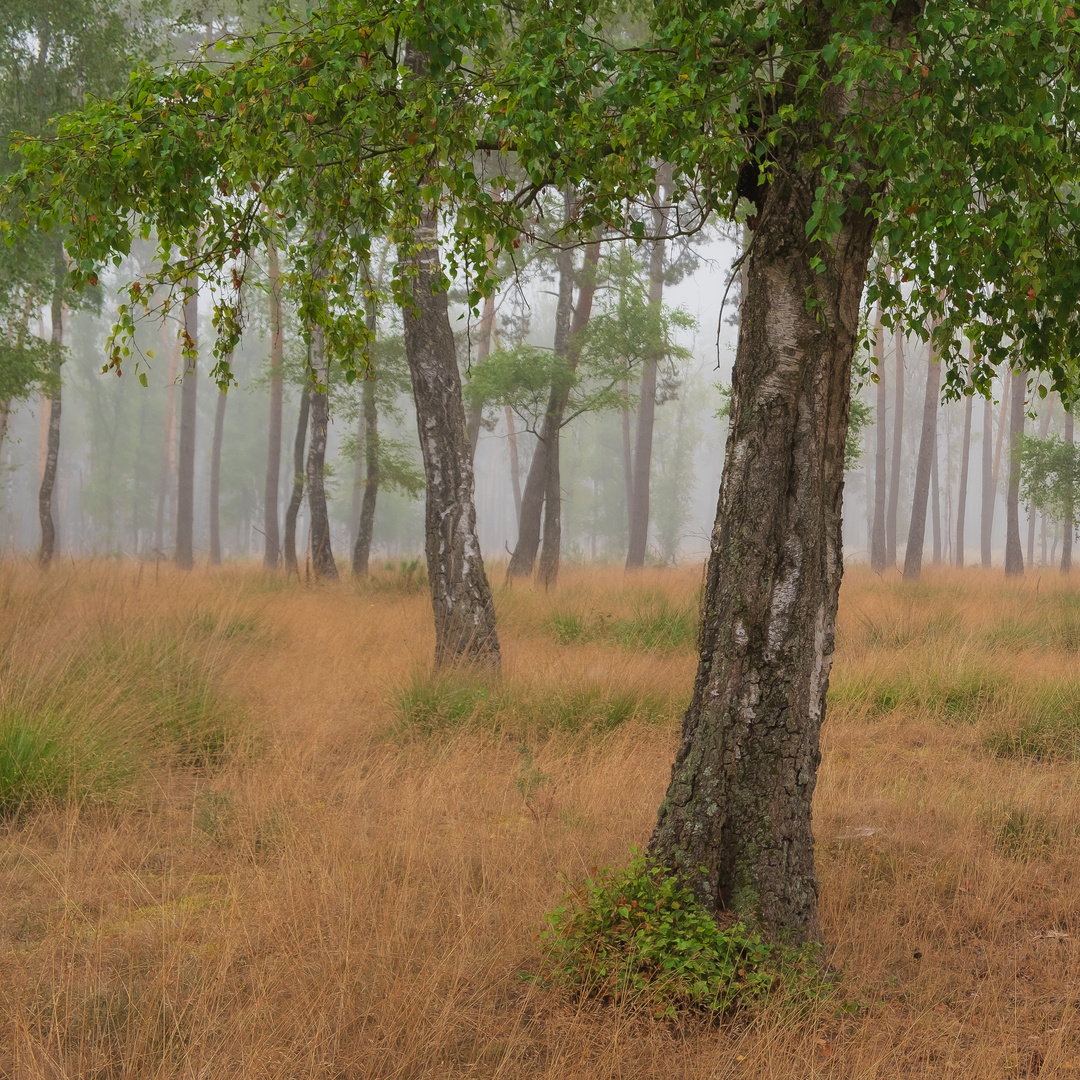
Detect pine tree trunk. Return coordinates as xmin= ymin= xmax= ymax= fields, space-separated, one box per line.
xmin=264 ymin=234 xmax=284 ymax=568
xmin=649 ymin=152 xmax=876 ymax=942
xmin=535 ymin=239 xmax=601 ymax=589
xmin=38 ymin=248 xmax=65 ymax=569
xmin=1004 ymin=367 xmax=1025 ymax=577
xmin=885 ymin=327 xmax=904 ymax=565
xmin=352 ymin=377 xmax=379 ymax=577
xmin=955 ymin=384 xmax=973 ymax=567
xmin=209 ymin=386 xmax=227 ymax=565
xmin=306 ymin=329 xmax=338 ymax=580
xmin=902 ymin=333 xmax=941 ymax=582
xmin=870 ymin=305 xmax=887 ymax=571
xmin=1062 ymin=408 xmax=1073 ymax=574
xmin=626 ymin=165 xmax=672 ymax=570
xmin=175 ymin=269 xmax=198 ymax=570
xmin=283 ymin=386 xmax=310 ymax=576
xmin=400 ymin=208 xmax=499 ymax=665
xmin=981 ymin=394 xmax=994 ymax=566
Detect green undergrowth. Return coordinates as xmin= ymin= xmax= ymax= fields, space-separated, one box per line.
xmin=538 ymin=856 xmax=829 ymax=1020
xmin=392 ymin=670 xmax=685 ymax=740
xmin=829 ymin=664 xmax=1008 ymax=722
xmin=545 ymin=593 xmax=697 ymax=652
xmin=0 ymin=607 xmax=257 ymax=820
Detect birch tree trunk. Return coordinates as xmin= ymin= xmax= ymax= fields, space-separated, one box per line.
xmin=264 ymin=234 xmax=284 ymax=568
xmin=175 ymin=268 xmax=198 ymax=570
xmin=1026 ymin=398 xmax=1054 ymax=568
xmin=885 ymin=327 xmax=904 ymax=565
xmin=400 ymin=208 xmax=499 ymax=666
xmin=1004 ymin=367 xmax=1025 ymax=577
xmin=209 ymin=386 xmax=227 ymax=565
xmin=626 ymin=164 xmax=673 ymax=570
xmin=649 ymin=142 xmax=877 ymax=942
xmin=38 ymin=245 xmax=65 ymax=569
xmin=931 ymin=427 xmax=941 ymax=565
xmin=870 ymin=304 xmax=887 ymax=572
xmin=154 ymin=328 xmax=180 ymax=557
xmin=1062 ymin=407 xmax=1073 ymax=574
xmin=505 ymin=404 xmax=522 ymax=525
xmin=352 ymin=376 xmax=379 ymax=577
xmin=902 ymin=333 xmax=941 ymax=582
xmin=283 ymin=385 xmax=310 ymax=576
xmin=306 ymin=329 xmax=338 ymax=580
xmin=981 ymin=394 xmax=994 ymax=566
xmin=955 ymin=380 xmax=973 ymax=567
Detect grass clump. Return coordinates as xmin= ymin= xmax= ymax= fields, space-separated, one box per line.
xmin=0 ymin=717 xmax=71 ymax=820
xmin=540 ymin=856 xmax=823 ymax=1020
xmin=611 ymin=595 xmax=697 ymax=651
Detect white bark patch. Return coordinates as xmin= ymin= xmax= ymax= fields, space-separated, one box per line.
xmin=758 ymin=269 xmax=803 ymax=403
xmin=808 ymin=601 xmax=832 ymax=725
xmin=766 ymin=536 xmax=803 ymax=660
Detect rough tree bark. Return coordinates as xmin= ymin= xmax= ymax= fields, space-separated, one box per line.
xmin=648 ymin=144 xmax=877 ymax=941
xmin=400 ymin=206 xmax=500 ymax=665
xmin=1004 ymin=366 xmax=1025 ymax=577
xmin=626 ymin=164 xmax=673 ymax=570
xmin=536 ymin=238 xmax=602 ymax=589
xmin=885 ymin=325 xmax=904 ymax=566
xmin=306 ymin=329 xmax=338 ymax=580
xmin=902 ymin=331 xmax=941 ymax=582
xmin=264 ymin=233 xmax=284 ymax=568
xmin=283 ymin=385 xmax=310 ymax=576
xmin=870 ymin=304 xmax=887 ymax=572
xmin=955 ymin=373 xmax=973 ymax=567
xmin=175 ymin=267 xmax=198 ymax=570
xmin=38 ymin=243 xmax=65 ymax=569
xmin=209 ymin=385 xmax=227 ymax=565
xmin=1062 ymin=407 xmax=1074 ymax=574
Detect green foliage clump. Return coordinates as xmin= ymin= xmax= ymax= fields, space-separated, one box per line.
xmin=540 ymin=857 xmax=821 ymax=1019
xmin=366 ymin=559 xmax=429 ymax=594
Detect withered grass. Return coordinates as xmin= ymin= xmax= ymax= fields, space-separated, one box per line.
xmin=2 ymin=559 xmax=1080 ymax=1077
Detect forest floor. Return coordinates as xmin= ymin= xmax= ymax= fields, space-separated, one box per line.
xmin=2 ymin=559 xmax=1080 ymax=1078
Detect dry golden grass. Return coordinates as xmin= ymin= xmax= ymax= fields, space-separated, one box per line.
xmin=2 ymin=558 xmax=1080 ymax=1078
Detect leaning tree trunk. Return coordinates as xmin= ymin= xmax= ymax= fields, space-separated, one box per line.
xmin=209 ymin=385 xmax=227 ymax=565
xmin=885 ymin=325 xmax=904 ymax=566
xmin=626 ymin=164 xmax=673 ymax=570
xmin=283 ymin=385 xmax=310 ymax=576
xmin=306 ymin=329 xmax=339 ymax=580
xmin=264 ymin=233 xmax=284 ymax=569
xmin=1062 ymin=407 xmax=1074 ymax=574
xmin=955 ymin=373 xmax=973 ymax=567
xmin=902 ymin=331 xmax=941 ymax=582
xmin=175 ymin=268 xmax=198 ymax=570
xmin=870 ymin=304 xmax=887 ymax=572
xmin=507 ymin=238 xmax=575 ymax=581
xmin=649 ymin=158 xmax=877 ymax=942
xmin=38 ymin=246 xmax=65 ymax=569
xmin=535 ymin=239 xmax=602 ymax=589
xmin=400 ymin=208 xmax=500 ymax=666
xmin=1004 ymin=366 xmax=1025 ymax=577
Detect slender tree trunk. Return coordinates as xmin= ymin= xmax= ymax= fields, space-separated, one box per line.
xmin=885 ymin=327 xmax=904 ymax=565
xmin=38 ymin=246 xmax=65 ymax=569
xmin=870 ymin=305 xmax=887 ymax=571
xmin=155 ymin=329 xmax=180 ymax=557
xmin=352 ymin=378 xmax=379 ymax=577
xmin=1062 ymin=407 xmax=1074 ymax=574
xmin=306 ymin=329 xmax=338 ymax=580
xmin=466 ymin=237 xmax=497 ymax=455
xmin=902 ymin=332 xmax=941 ymax=581
xmin=283 ymin=386 xmax=310 ymax=575
xmin=1026 ymin=397 xmax=1054 ymax=568
xmin=931 ymin=426 xmax=941 ymax=565
xmin=955 ymin=380 xmax=973 ymax=567
xmin=649 ymin=150 xmax=877 ymax=942
xmin=626 ymin=164 xmax=673 ymax=570
xmin=536 ymin=238 xmax=602 ymax=589
xmin=505 ymin=404 xmax=522 ymax=525
xmin=981 ymin=393 xmax=994 ymax=566
xmin=264 ymin=234 xmax=284 ymax=568
xmin=0 ymin=401 xmax=9 ymax=461
xmin=400 ymin=207 xmax=499 ymax=665
xmin=175 ymin=267 xmax=198 ymax=570
xmin=508 ymin=236 xmax=575 ymax=581
xmin=1004 ymin=367 xmax=1025 ymax=577
xmin=209 ymin=386 xmax=227 ymax=565
xmin=621 ymin=383 xmax=634 ymax=527
xmin=992 ymin=375 xmax=1008 ymax=488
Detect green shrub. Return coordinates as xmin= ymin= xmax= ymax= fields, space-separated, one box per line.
xmin=611 ymin=596 xmax=697 ymax=651
xmin=0 ymin=719 xmax=70 ymax=819
xmin=540 ymin=856 xmax=822 ymax=1019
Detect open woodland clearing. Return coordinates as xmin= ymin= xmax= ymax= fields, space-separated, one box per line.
xmin=1 ymin=561 xmax=1080 ymax=1078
